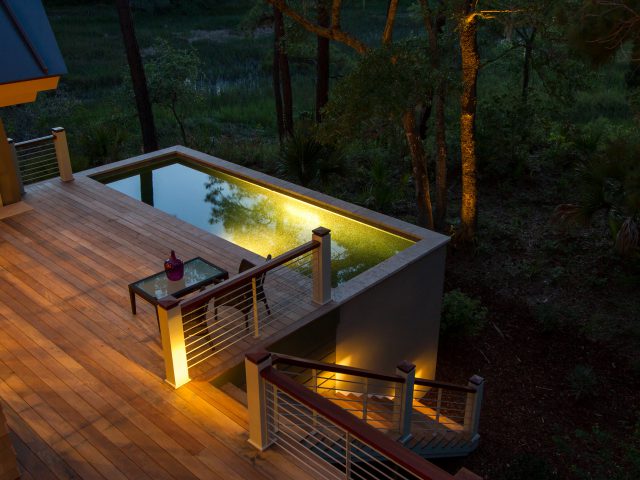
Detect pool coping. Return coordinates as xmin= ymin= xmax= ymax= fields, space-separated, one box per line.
xmin=81 ymin=146 xmax=450 ymax=304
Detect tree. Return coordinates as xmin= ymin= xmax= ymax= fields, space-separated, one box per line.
xmin=144 ymin=39 xmax=203 ymax=147
xmin=569 ymin=0 xmax=640 ymax=112
xmin=274 ymin=6 xmax=294 ymax=139
xmin=418 ymin=0 xmax=450 ymax=230
xmin=457 ymin=0 xmax=481 ymax=242
xmin=265 ymin=0 xmax=436 ymax=228
xmin=115 ymin=0 xmax=158 ymax=153
xmin=316 ymin=0 xmax=330 ymax=122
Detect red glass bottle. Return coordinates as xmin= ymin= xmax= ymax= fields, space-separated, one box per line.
xmin=164 ymin=250 xmax=184 ymax=281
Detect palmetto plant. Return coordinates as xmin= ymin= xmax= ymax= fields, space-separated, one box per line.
xmin=277 ymin=130 xmax=343 ymax=187
xmin=553 ymin=140 xmax=640 ymax=256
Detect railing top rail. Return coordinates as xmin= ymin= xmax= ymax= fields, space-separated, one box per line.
xmin=261 ymin=366 xmax=455 ymax=480
xmin=179 ymin=240 xmax=319 ymax=312
xmin=13 ymin=134 xmax=55 ymax=148
xmin=414 ymin=378 xmax=477 ymax=393
xmin=273 ymin=353 xmax=404 ymax=384
xmin=273 ymin=353 xmax=478 ymax=393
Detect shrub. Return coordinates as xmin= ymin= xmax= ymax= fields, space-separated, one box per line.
xmin=440 ymin=290 xmax=487 ymax=339
xmin=567 ymin=364 xmax=598 ymax=401
xmin=277 ymin=129 xmax=343 ymax=187
xmin=497 ymin=453 xmax=557 ymax=480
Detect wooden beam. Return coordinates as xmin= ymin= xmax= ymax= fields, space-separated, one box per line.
xmin=0 ymin=77 xmax=59 ymax=108
xmin=0 ymin=119 xmax=21 ymax=205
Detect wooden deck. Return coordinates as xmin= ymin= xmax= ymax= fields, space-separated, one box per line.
xmin=0 ymin=176 xmax=327 ymax=479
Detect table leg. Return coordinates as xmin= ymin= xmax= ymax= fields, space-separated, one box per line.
xmin=129 ymin=287 xmax=137 ymax=315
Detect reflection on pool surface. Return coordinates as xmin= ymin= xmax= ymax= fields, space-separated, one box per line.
xmin=98 ymin=160 xmax=414 ymax=286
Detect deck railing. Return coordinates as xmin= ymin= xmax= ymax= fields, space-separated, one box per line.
xmin=10 ymin=127 xmax=74 ymax=186
xmin=262 ymin=353 xmax=484 ymax=446
xmin=157 ymin=228 xmax=332 ymax=388
xmin=246 ymin=352 xmax=457 ymax=480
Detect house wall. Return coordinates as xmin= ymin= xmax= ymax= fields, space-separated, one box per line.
xmin=335 ymin=244 xmax=447 ymax=379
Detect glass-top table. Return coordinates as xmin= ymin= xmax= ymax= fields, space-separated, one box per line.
xmin=128 ymin=257 xmax=229 ymax=314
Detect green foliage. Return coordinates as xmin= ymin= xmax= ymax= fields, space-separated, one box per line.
xmin=440 ymin=290 xmax=487 ymax=339
xmin=366 ymin=154 xmax=397 ymax=212
xmin=277 ymin=127 xmax=343 ymax=187
xmin=555 ymin=137 xmax=640 ymax=256
xmin=554 ymin=420 xmax=640 ymax=480
xmin=497 ymin=453 xmax=557 ymax=480
xmin=144 ymin=38 xmax=206 ymax=146
xmin=319 ymin=39 xmax=434 ymax=144
xmin=78 ymin=119 xmax=129 ymax=167
xmin=477 ymin=91 xmax=550 ymax=181
xmin=567 ymin=364 xmax=598 ymax=401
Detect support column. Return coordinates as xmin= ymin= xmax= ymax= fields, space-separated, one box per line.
xmin=6 ymin=139 xmax=24 ymax=196
xmin=157 ymin=296 xmax=190 ymax=388
xmin=396 ymin=361 xmax=416 ymax=442
xmin=463 ymin=375 xmax=484 ymax=442
xmin=0 ymin=119 xmax=21 ymax=205
xmin=312 ymin=227 xmax=331 ymax=305
xmin=245 ymin=351 xmax=274 ymax=451
xmin=51 ymin=127 xmax=74 ymax=182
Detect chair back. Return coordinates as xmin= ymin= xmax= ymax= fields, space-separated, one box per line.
xmin=238 ymin=255 xmax=271 ymax=289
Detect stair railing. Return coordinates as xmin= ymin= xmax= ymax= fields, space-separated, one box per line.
xmin=266 ymin=353 xmax=484 ymax=445
xmin=246 ymin=351 xmax=456 ymax=480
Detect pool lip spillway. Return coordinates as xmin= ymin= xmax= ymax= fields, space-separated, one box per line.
xmin=83 ymin=145 xmax=449 ymax=303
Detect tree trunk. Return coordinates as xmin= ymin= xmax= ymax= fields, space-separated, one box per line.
xmin=418 ymin=100 xmax=432 ymax=140
xmin=115 ymin=0 xmax=158 ymax=153
xmin=273 ymin=6 xmax=285 ymax=142
xmin=434 ymin=85 xmax=448 ymax=231
xmin=521 ymin=28 xmax=536 ymax=102
xmin=315 ymin=0 xmax=330 ymax=122
xmin=274 ymin=7 xmax=294 ymax=136
xmin=424 ymin=3 xmax=448 ymax=231
xmin=458 ymin=4 xmax=479 ymax=242
xmin=402 ymin=109 xmax=433 ymax=229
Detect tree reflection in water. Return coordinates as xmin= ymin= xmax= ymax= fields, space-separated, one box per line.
xmin=203 ymin=173 xmax=412 ymax=287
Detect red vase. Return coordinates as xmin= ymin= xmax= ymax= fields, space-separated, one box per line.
xmin=164 ymin=250 xmax=184 ymax=281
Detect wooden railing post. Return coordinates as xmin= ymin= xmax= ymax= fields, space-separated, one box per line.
xmin=157 ymin=296 xmax=190 ymax=388
xmin=312 ymin=227 xmax=331 ymax=305
xmin=463 ymin=375 xmax=484 ymax=442
xmin=51 ymin=127 xmax=74 ymax=182
xmin=396 ymin=361 xmax=416 ymax=443
xmin=245 ymin=351 xmax=274 ymax=451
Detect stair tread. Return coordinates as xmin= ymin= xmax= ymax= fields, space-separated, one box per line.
xmin=219 ymin=382 xmax=248 ymax=407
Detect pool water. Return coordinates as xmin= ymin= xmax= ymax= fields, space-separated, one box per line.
xmin=98 ymin=160 xmax=413 ymax=286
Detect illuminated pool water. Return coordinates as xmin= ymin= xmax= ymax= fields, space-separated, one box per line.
xmin=98 ymin=160 xmax=413 ymax=286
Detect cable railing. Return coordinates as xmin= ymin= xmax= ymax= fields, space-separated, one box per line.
xmin=246 ymin=352 xmax=457 ymax=480
xmin=411 ymin=381 xmax=469 ymax=439
xmin=273 ymin=354 xmax=404 ymax=435
xmin=10 ymin=127 xmax=74 ymax=186
xmin=182 ymin=251 xmax=315 ymax=369
xmin=156 ymin=228 xmax=332 ymax=388
xmin=268 ymin=353 xmax=484 ymax=452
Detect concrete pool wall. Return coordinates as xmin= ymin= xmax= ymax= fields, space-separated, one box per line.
xmin=84 ymin=146 xmax=450 ymax=379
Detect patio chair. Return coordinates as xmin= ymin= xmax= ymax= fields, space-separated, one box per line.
xmin=214 ymin=254 xmax=272 ymax=330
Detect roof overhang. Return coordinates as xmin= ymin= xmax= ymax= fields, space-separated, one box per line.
xmin=0 ymin=76 xmax=60 ymax=107
xmin=0 ymin=0 xmax=66 ymax=107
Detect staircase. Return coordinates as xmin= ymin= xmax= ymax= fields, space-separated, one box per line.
xmin=241 ymin=352 xmax=484 ymax=461
xmin=327 ymin=390 xmax=479 ymax=459
xmin=244 ymin=351 xmax=484 ymax=479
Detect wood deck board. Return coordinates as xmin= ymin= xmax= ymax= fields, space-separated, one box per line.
xmin=0 ymin=177 xmax=326 ymax=479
